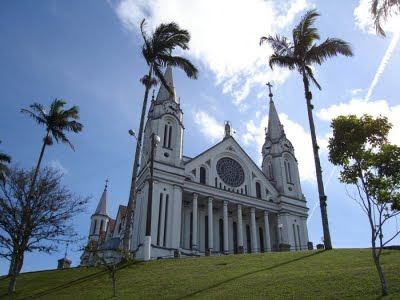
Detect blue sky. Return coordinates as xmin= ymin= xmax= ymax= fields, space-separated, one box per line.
xmin=0 ymin=0 xmax=399 ymax=274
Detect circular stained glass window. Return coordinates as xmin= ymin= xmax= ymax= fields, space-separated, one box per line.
xmin=216 ymin=157 xmax=245 ymax=187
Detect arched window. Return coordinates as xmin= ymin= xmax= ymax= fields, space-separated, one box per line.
xmin=200 ymin=167 xmax=206 ymax=184
xmin=215 ymin=177 xmax=218 ymax=187
xmin=100 ymin=220 xmax=104 ymax=232
xmin=284 ymin=160 xmax=293 ymax=183
xmin=256 ymin=182 xmax=262 ymax=199
xmin=163 ymin=121 xmax=173 ymax=149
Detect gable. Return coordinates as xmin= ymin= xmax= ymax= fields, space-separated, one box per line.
xmin=184 ymin=137 xmax=278 ymax=197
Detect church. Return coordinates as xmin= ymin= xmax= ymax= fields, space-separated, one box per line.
xmin=81 ymin=66 xmax=309 ymax=264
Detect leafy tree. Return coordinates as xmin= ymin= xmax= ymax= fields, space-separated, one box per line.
xmin=20 ymin=99 xmax=83 ymax=199
xmin=371 ymin=0 xmax=400 ymax=36
xmin=328 ymin=114 xmax=400 ymax=296
xmin=0 ymin=166 xmax=89 ymax=296
xmin=260 ymin=9 xmax=353 ymax=250
xmin=123 ymin=19 xmax=198 ymax=252
xmin=85 ymin=243 xmax=135 ymax=297
xmin=0 ymin=140 xmax=11 ymax=181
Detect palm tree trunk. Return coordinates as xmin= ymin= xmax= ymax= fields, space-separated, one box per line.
xmin=302 ymin=73 xmax=332 ymax=250
xmin=29 ymin=131 xmax=49 ymax=198
xmin=123 ymin=65 xmax=154 ymax=253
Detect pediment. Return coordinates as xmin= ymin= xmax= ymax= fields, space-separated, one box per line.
xmin=184 ymin=137 xmax=278 ymax=196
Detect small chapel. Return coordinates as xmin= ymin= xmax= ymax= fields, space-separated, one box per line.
xmin=81 ymin=66 xmax=309 ymax=265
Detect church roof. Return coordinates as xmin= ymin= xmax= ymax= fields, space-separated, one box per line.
xmin=93 ymin=184 xmax=109 ymax=217
xmin=155 ymin=65 xmax=177 ymax=103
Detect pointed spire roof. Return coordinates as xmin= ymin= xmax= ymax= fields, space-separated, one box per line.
xmin=94 ymin=180 xmax=109 ymax=216
xmin=155 ymin=65 xmax=178 ymax=103
xmin=266 ymin=83 xmax=284 ymax=140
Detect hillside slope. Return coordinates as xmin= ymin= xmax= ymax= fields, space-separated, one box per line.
xmin=1 ymin=249 xmax=399 ymax=299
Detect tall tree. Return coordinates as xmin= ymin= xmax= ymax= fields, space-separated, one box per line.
xmin=0 ymin=140 xmax=11 ymax=182
xmin=260 ymin=9 xmax=353 ymax=250
xmin=20 ymin=99 xmax=83 ymax=196
xmin=123 ymin=20 xmax=198 ymax=252
xmin=0 ymin=166 xmax=89 ymax=295
xmin=370 ymin=0 xmax=400 ymax=36
xmin=328 ymin=114 xmax=400 ymax=296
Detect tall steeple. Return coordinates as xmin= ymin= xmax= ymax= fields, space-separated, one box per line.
xmin=93 ymin=180 xmax=109 ymax=217
xmin=155 ymin=65 xmax=178 ymax=103
xmin=266 ymin=82 xmax=284 ymax=141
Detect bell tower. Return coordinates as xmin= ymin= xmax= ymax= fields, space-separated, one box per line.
xmin=89 ymin=180 xmax=110 ymax=242
xmin=261 ymin=83 xmax=302 ymax=199
xmin=142 ymin=66 xmax=184 ymax=167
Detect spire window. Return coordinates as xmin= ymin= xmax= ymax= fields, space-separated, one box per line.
xmin=268 ymin=162 xmax=274 ymax=180
xmin=284 ymin=160 xmax=293 ymax=184
xmin=163 ymin=121 xmax=173 ymax=149
xmin=92 ymin=220 xmax=97 ymax=234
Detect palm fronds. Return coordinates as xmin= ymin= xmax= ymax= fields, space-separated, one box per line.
xmin=21 ymin=99 xmax=83 ymax=151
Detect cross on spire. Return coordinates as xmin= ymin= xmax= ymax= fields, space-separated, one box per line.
xmin=104 ymin=178 xmax=109 ymax=191
xmin=266 ymin=82 xmax=273 ymax=102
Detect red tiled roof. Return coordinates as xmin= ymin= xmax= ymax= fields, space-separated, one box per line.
xmin=118 ymin=205 xmax=127 ymax=219
xmin=108 ymin=219 xmax=116 ymax=234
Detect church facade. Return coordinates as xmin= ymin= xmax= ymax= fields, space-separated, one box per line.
xmin=81 ymin=66 xmax=309 ymax=264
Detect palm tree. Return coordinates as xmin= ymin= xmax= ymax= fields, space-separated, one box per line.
xmin=0 ymin=140 xmax=11 ymax=181
xmin=371 ymin=0 xmax=400 ymax=36
xmin=260 ymin=9 xmax=353 ymax=250
xmin=122 ymin=19 xmax=198 ymax=252
xmin=21 ymin=99 xmax=83 ymax=195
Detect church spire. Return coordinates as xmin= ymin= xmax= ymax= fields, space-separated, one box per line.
xmin=155 ymin=65 xmax=177 ymax=103
xmin=266 ymin=82 xmax=284 ymax=141
xmin=94 ymin=180 xmax=109 ymax=216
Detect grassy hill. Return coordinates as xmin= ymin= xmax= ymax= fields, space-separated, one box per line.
xmin=1 ymin=249 xmax=399 ymax=299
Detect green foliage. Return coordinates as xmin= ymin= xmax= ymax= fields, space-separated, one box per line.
xmin=1 ymin=250 xmax=399 ymax=299
xmin=140 ymin=19 xmax=198 ymax=95
xmin=371 ymin=0 xmax=400 ymax=36
xmin=0 ymin=140 xmax=11 ymax=182
xmin=328 ymin=114 xmax=400 ymax=210
xmin=21 ymin=99 xmax=83 ymax=150
xmin=260 ymin=9 xmax=353 ymax=90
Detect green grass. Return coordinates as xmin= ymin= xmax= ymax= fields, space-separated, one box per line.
xmin=1 ymin=249 xmax=399 ymax=299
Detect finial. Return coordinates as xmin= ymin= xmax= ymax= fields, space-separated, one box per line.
xmin=64 ymin=242 xmax=69 ymax=259
xmin=224 ymin=121 xmax=232 ymax=139
xmin=104 ymin=178 xmax=109 ymax=191
xmin=266 ymin=82 xmax=273 ymax=102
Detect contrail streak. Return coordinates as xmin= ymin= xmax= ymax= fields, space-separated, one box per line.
xmin=307 ymin=166 xmax=337 ymax=225
xmin=365 ymin=32 xmax=400 ymax=101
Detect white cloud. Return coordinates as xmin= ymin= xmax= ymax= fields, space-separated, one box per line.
xmin=317 ymin=98 xmax=400 ymax=145
xmin=193 ymin=111 xmax=224 ymax=143
xmin=47 ymin=159 xmax=68 ymax=174
xmin=354 ymin=0 xmax=400 ymax=34
xmin=112 ymin=0 xmax=308 ymax=105
xmin=241 ymin=113 xmax=327 ymax=184
xmin=348 ymin=88 xmax=364 ymax=96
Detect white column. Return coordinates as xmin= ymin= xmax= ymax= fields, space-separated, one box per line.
xmin=171 ymin=185 xmax=182 ymax=249
xmin=223 ymin=200 xmax=229 ymax=254
xmin=250 ymin=207 xmax=258 ymax=253
xmin=301 ymin=216 xmax=309 ymax=250
xmin=158 ymin=194 xmax=166 ymax=246
xmin=183 ymin=202 xmax=190 ymax=249
xmin=192 ymin=193 xmax=198 ymax=251
xmin=208 ymin=197 xmax=214 ymax=251
xmin=237 ymin=204 xmax=243 ymax=253
xmin=263 ymin=211 xmax=271 ymax=252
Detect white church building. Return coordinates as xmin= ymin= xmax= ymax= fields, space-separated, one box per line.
xmin=81 ymin=67 xmax=309 ymax=264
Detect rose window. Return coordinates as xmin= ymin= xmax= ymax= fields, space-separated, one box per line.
xmin=216 ymin=157 xmax=245 ymax=187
